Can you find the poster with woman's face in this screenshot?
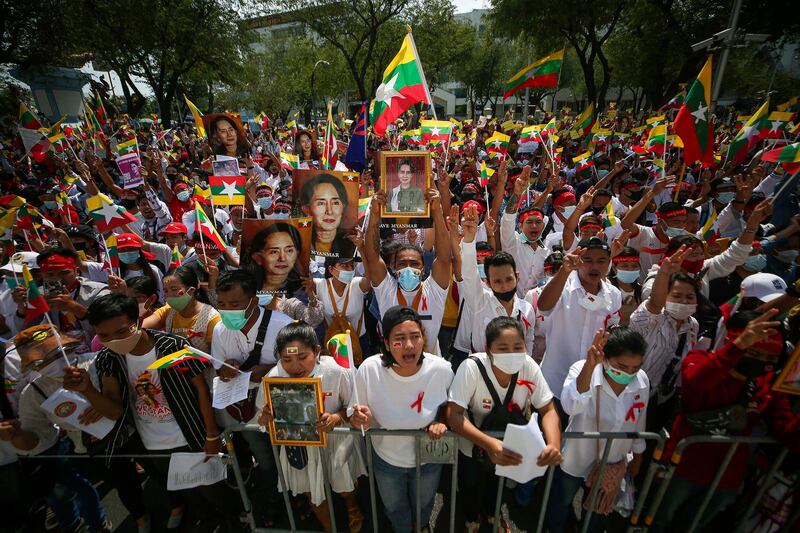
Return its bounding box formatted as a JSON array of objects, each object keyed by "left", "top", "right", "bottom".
[
  {"left": 203, "top": 113, "right": 248, "bottom": 158},
  {"left": 380, "top": 151, "right": 430, "bottom": 218},
  {"left": 241, "top": 218, "right": 312, "bottom": 296},
  {"left": 291, "top": 170, "right": 359, "bottom": 259}
]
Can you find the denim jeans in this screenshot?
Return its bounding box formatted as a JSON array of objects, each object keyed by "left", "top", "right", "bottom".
[
  {"left": 650, "top": 473, "right": 738, "bottom": 533},
  {"left": 545, "top": 466, "right": 600, "bottom": 533},
  {"left": 42, "top": 438, "right": 106, "bottom": 532},
  {"left": 372, "top": 450, "right": 443, "bottom": 532}
]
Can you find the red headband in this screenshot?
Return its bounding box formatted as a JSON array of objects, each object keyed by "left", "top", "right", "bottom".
[
  {"left": 580, "top": 223, "right": 603, "bottom": 233},
  {"left": 39, "top": 254, "right": 77, "bottom": 272},
  {"left": 657, "top": 208, "right": 687, "bottom": 219},
  {"left": 476, "top": 250, "right": 494, "bottom": 258},
  {"left": 620, "top": 182, "right": 641, "bottom": 191},
  {"left": 553, "top": 191, "right": 576, "bottom": 207},
  {"left": 519, "top": 210, "right": 544, "bottom": 223},
  {"left": 612, "top": 255, "right": 640, "bottom": 264}
]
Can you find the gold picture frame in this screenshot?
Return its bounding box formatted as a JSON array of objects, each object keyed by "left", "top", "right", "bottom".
[
  {"left": 262, "top": 377, "right": 326, "bottom": 447},
  {"left": 380, "top": 150, "right": 431, "bottom": 219},
  {"left": 773, "top": 343, "right": 800, "bottom": 396}
]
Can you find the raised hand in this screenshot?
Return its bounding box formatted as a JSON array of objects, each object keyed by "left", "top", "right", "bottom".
[
  {"left": 732, "top": 308, "right": 782, "bottom": 350},
  {"left": 460, "top": 205, "right": 479, "bottom": 243},
  {"left": 660, "top": 244, "right": 693, "bottom": 276},
  {"left": 610, "top": 229, "right": 632, "bottom": 258},
  {"left": 562, "top": 247, "right": 586, "bottom": 273},
  {"left": 652, "top": 174, "right": 677, "bottom": 196},
  {"left": 586, "top": 328, "right": 610, "bottom": 368},
  {"left": 747, "top": 198, "right": 773, "bottom": 226}
]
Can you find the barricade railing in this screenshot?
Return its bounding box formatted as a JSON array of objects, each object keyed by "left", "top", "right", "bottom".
[{"left": 21, "top": 427, "right": 792, "bottom": 533}]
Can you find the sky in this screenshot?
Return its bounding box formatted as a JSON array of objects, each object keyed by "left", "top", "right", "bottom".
[{"left": 453, "top": 0, "right": 489, "bottom": 12}]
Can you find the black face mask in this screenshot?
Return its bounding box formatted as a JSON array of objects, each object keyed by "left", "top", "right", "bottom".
[
  {"left": 628, "top": 189, "right": 644, "bottom": 202},
  {"left": 735, "top": 356, "right": 774, "bottom": 378},
  {"left": 591, "top": 206, "right": 604, "bottom": 216},
  {"left": 492, "top": 288, "right": 517, "bottom": 302}
]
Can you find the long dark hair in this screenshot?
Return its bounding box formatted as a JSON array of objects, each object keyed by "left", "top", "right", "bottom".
[
  {"left": 209, "top": 115, "right": 249, "bottom": 158},
  {"left": 248, "top": 223, "right": 303, "bottom": 294},
  {"left": 165, "top": 265, "right": 211, "bottom": 305},
  {"left": 294, "top": 130, "right": 320, "bottom": 161}
]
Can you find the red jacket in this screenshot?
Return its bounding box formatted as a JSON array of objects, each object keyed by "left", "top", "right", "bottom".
[{"left": 664, "top": 342, "right": 800, "bottom": 489}]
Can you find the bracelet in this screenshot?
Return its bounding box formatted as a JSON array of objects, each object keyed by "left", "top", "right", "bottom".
[
  {"left": 205, "top": 434, "right": 221, "bottom": 441},
  {"left": 742, "top": 228, "right": 757, "bottom": 234}
]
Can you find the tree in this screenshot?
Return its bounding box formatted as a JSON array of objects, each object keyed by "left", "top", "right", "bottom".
[
  {"left": 69, "top": 0, "right": 247, "bottom": 124},
  {"left": 491, "top": 0, "right": 629, "bottom": 107},
  {"left": 0, "top": 0, "right": 78, "bottom": 66}
]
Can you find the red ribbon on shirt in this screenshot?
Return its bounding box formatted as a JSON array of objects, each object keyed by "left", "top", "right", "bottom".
[
  {"left": 507, "top": 401, "right": 522, "bottom": 413},
  {"left": 626, "top": 401, "right": 645, "bottom": 422},
  {"left": 411, "top": 392, "right": 424, "bottom": 413},
  {"left": 517, "top": 379, "right": 535, "bottom": 394},
  {"left": 521, "top": 315, "right": 531, "bottom": 330},
  {"left": 421, "top": 296, "right": 428, "bottom": 311},
  {"left": 186, "top": 330, "right": 205, "bottom": 339}
]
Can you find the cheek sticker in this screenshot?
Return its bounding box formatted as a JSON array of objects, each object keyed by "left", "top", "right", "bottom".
[{"left": 392, "top": 342, "right": 402, "bottom": 348}]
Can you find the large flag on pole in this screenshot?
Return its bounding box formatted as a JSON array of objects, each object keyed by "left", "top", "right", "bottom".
[
  {"left": 19, "top": 102, "right": 43, "bottom": 130},
  {"left": 184, "top": 95, "right": 207, "bottom": 139},
  {"left": 322, "top": 102, "right": 338, "bottom": 170},
  {"left": 194, "top": 205, "right": 226, "bottom": 250},
  {"left": 370, "top": 30, "right": 433, "bottom": 137},
  {"left": 674, "top": 56, "right": 715, "bottom": 166},
  {"left": 726, "top": 99, "right": 770, "bottom": 164},
  {"left": 503, "top": 49, "right": 565, "bottom": 100},
  {"left": 344, "top": 102, "right": 368, "bottom": 172},
  {"left": 22, "top": 265, "right": 49, "bottom": 322}
]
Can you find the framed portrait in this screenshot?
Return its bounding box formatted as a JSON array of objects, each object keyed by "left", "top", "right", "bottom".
[
  {"left": 773, "top": 343, "right": 800, "bottom": 396},
  {"left": 211, "top": 155, "right": 241, "bottom": 177},
  {"left": 262, "top": 377, "right": 326, "bottom": 447},
  {"left": 240, "top": 218, "right": 312, "bottom": 298},
  {"left": 380, "top": 151, "right": 431, "bottom": 219},
  {"left": 202, "top": 113, "right": 249, "bottom": 158},
  {"left": 292, "top": 170, "right": 359, "bottom": 258}
]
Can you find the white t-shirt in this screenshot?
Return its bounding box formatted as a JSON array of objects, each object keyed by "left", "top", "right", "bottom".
[
  {"left": 210, "top": 307, "right": 294, "bottom": 388},
  {"left": 373, "top": 274, "right": 449, "bottom": 356},
  {"left": 448, "top": 352, "right": 553, "bottom": 456},
  {"left": 314, "top": 277, "right": 367, "bottom": 337},
  {"left": 627, "top": 224, "right": 669, "bottom": 276},
  {"left": 355, "top": 354, "right": 453, "bottom": 467},
  {"left": 125, "top": 349, "right": 188, "bottom": 450}
]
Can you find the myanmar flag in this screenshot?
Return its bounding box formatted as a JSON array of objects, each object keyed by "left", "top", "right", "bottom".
[
  {"left": 647, "top": 124, "right": 667, "bottom": 154},
  {"left": 184, "top": 95, "right": 207, "bottom": 139},
  {"left": 420, "top": 120, "right": 452, "bottom": 144},
  {"left": 147, "top": 347, "right": 209, "bottom": 370},
  {"left": 171, "top": 245, "right": 184, "bottom": 268},
  {"left": 485, "top": 132, "right": 510, "bottom": 155},
  {"left": 210, "top": 175, "right": 245, "bottom": 205},
  {"left": 504, "top": 49, "right": 564, "bottom": 100},
  {"left": 192, "top": 184, "right": 211, "bottom": 205},
  {"left": 370, "top": 33, "right": 431, "bottom": 137},
  {"left": 22, "top": 265, "right": 49, "bottom": 322},
  {"left": 401, "top": 129, "right": 422, "bottom": 146},
  {"left": 19, "top": 102, "right": 43, "bottom": 130},
  {"left": 763, "top": 111, "right": 793, "bottom": 139},
  {"left": 87, "top": 193, "right": 138, "bottom": 232},
  {"left": 573, "top": 151, "right": 594, "bottom": 174},
  {"left": 105, "top": 234, "right": 120, "bottom": 271},
  {"left": 279, "top": 151, "right": 300, "bottom": 170},
  {"left": 726, "top": 99, "right": 770, "bottom": 165},
  {"left": 328, "top": 332, "right": 355, "bottom": 369},
  {"left": 520, "top": 125, "right": 543, "bottom": 144},
  {"left": 479, "top": 161, "right": 495, "bottom": 187},
  {"left": 194, "top": 205, "right": 226, "bottom": 250},
  {"left": 572, "top": 103, "right": 596, "bottom": 139},
  {"left": 449, "top": 139, "right": 465, "bottom": 154},
  {"left": 701, "top": 207, "right": 718, "bottom": 241},
  {"left": 761, "top": 141, "right": 800, "bottom": 172},
  {"left": 358, "top": 197, "right": 370, "bottom": 219},
  {"left": 674, "top": 56, "right": 715, "bottom": 166},
  {"left": 115, "top": 138, "right": 138, "bottom": 157}
]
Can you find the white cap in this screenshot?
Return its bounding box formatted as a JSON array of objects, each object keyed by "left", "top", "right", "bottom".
[
  {"left": 1, "top": 252, "right": 40, "bottom": 273},
  {"left": 741, "top": 273, "right": 787, "bottom": 302}
]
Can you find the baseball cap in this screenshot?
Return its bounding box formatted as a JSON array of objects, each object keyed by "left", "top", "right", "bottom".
[
  {"left": 741, "top": 273, "right": 787, "bottom": 303},
  {"left": 116, "top": 233, "right": 143, "bottom": 249},
  {"left": 160, "top": 222, "right": 188, "bottom": 236}
]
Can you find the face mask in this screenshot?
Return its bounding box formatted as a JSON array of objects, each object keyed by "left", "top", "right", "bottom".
[
  {"left": 517, "top": 232, "right": 531, "bottom": 244},
  {"left": 491, "top": 352, "right": 527, "bottom": 374},
  {"left": 337, "top": 270, "right": 355, "bottom": 284},
  {"left": 219, "top": 305, "right": 252, "bottom": 331},
  {"left": 119, "top": 251, "right": 140, "bottom": 265},
  {"left": 735, "top": 356, "right": 774, "bottom": 378},
  {"left": 102, "top": 328, "right": 143, "bottom": 354},
  {"left": 591, "top": 206, "right": 605, "bottom": 216},
  {"left": 397, "top": 267, "right": 421, "bottom": 292},
  {"left": 775, "top": 250, "right": 799, "bottom": 264},
  {"left": 167, "top": 292, "right": 193, "bottom": 312},
  {"left": 597, "top": 169, "right": 609, "bottom": 178},
  {"left": 604, "top": 363, "right": 637, "bottom": 385},
  {"left": 716, "top": 192, "right": 736, "bottom": 204},
  {"left": 258, "top": 197, "right": 273, "bottom": 210},
  {"left": 477, "top": 264, "right": 486, "bottom": 279},
  {"left": 664, "top": 226, "right": 688, "bottom": 238},
  {"left": 43, "top": 200, "right": 58, "bottom": 210},
  {"left": 616, "top": 269, "right": 640, "bottom": 284},
  {"left": 743, "top": 254, "right": 767, "bottom": 273},
  {"left": 257, "top": 293, "right": 274, "bottom": 306},
  {"left": 176, "top": 190, "right": 191, "bottom": 202},
  {"left": 492, "top": 288, "right": 517, "bottom": 302},
  {"left": 628, "top": 189, "right": 644, "bottom": 202},
  {"left": 39, "top": 357, "right": 69, "bottom": 379},
  {"left": 665, "top": 301, "right": 697, "bottom": 320},
  {"left": 560, "top": 205, "right": 576, "bottom": 219},
  {"left": 682, "top": 259, "right": 704, "bottom": 274},
  {"left": 579, "top": 293, "right": 607, "bottom": 311}
]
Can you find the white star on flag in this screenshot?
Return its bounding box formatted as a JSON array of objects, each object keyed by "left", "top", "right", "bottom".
[
  {"left": 490, "top": 139, "right": 502, "bottom": 148},
  {"left": 691, "top": 104, "right": 708, "bottom": 123},
  {"left": 769, "top": 120, "right": 782, "bottom": 133},
  {"left": 430, "top": 127, "right": 441, "bottom": 136},
  {"left": 577, "top": 158, "right": 588, "bottom": 166},
  {"left": 95, "top": 202, "right": 123, "bottom": 224},
  {"left": 595, "top": 135, "right": 607, "bottom": 142},
  {"left": 376, "top": 73, "right": 404, "bottom": 106},
  {"left": 220, "top": 180, "right": 240, "bottom": 201},
  {"left": 741, "top": 125, "right": 758, "bottom": 140}
]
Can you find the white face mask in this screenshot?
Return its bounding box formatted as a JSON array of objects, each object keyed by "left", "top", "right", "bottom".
[
  {"left": 665, "top": 301, "right": 696, "bottom": 320},
  {"left": 491, "top": 352, "right": 527, "bottom": 374},
  {"left": 579, "top": 293, "right": 607, "bottom": 312}
]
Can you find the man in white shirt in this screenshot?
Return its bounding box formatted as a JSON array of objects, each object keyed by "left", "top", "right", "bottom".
[
  {"left": 362, "top": 187, "right": 451, "bottom": 355},
  {"left": 459, "top": 205, "right": 536, "bottom": 353},
  {"left": 537, "top": 237, "right": 622, "bottom": 409}
]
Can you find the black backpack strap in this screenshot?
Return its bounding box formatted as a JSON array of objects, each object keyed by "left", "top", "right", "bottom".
[
  {"left": 240, "top": 310, "right": 273, "bottom": 372},
  {"left": 469, "top": 355, "right": 520, "bottom": 409}
]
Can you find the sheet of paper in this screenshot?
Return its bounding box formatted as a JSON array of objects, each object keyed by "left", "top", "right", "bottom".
[
  {"left": 494, "top": 413, "right": 548, "bottom": 483},
  {"left": 167, "top": 452, "right": 226, "bottom": 490},
  {"left": 40, "top": 388, "right": 115, "bottom": 440},
  {"left": 212, "top": 371, "right": 251, "bottom": 409}
]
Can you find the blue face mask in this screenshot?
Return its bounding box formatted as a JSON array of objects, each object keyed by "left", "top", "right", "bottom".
[
  {"left": 560, "top": 205, "right": 576, "bottom": 219},
  {"left": 477, "top": 264, "right": 486, "bottom": 279},
  {"left": 716, "top": 192, "right": 736, "bottom": 204},
  {"left": 743, "top": 254, "right": 767, "bottom": 273},
  {"left": 119, "top": 251, "right": 140, "bottom": 265},
  {"left": 664, "top": 226, "right": 688, "bottom": 238},
  {"left": 605, "top": 363, "right": 637, "bottom": 385},
  {"left": 258, "top": 197, "right": 273, "bottom": 210},
  {"left": 219, "top": 306, "right": 251, "bottom": 330},
  {"left": 597, "top": 169, "right": 609, "bottom": 178},
  {"left": 43, "top": 201, "right": 58, "bottom": 210},
  {"left": 616, "top": 269, "right": 640, "bottom": 284},
  {"left": 176, "top": 190, "right": 191, "bottom": 203},
  {"left": 397, "top": 267, "right": 421, "bottom": 292},
  {"left": 257, "top": 293, "right": 274, "bottom": 306},
  {"left": 337, "top": 270, "right": 355, "bottom": 284}
]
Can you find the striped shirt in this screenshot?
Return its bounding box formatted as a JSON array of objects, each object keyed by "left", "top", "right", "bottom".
[{"left": 95, "top": 330, "right": 208, "bottom": 460}]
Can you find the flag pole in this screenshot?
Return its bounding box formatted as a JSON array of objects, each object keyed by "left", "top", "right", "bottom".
[
  {"left": 405, "top": 27, "right": 437, "bottom": 120},
  {"left": 344, "top": 329, "right": 366, "bottom": 436},
  {"left": 43, "top": 314, "right": 72, "bottom": 367}
]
